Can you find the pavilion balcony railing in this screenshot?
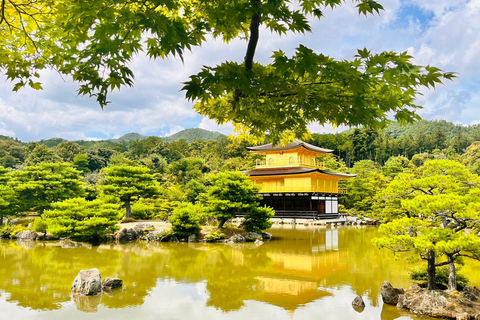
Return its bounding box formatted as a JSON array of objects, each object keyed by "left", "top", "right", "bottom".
[
  {"left": 255, "top": 159, "right": 325, "bottom": 169},
  {"left": 256, "top": 186, "right": 348, "bottom": 194}
]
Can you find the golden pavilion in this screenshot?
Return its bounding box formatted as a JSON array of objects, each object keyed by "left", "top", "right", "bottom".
[{"left": 242, "top": 140, "right": 355, "bottom": 219}]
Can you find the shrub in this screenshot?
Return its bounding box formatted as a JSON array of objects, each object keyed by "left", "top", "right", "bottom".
[
  {"left": 204, "top": 229, "right": 225, "bottom": 242},
  {"left": 169, "top": 203, "right": 202, "bottom": 238},
  {"left": 43, "top": 197, "right": 122, "bottom": 242},
  {"left": 0, "top": 225, "right": 12, "bottom": 238},
  {"left": 31, "top": 217, "right": 48, "bottom": 234},
  {"left": 241, "top": 206, "right": 274, "bottom": 233},
  {"left": 409, "top": 265, "right": 469, "bottom": 290},
  {"left": 131, "top": 201, "right": 156, "bottom": 220}
]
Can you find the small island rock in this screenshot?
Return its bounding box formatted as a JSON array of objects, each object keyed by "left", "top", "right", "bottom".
[
  {"left": 352, "top": 295, "right": 366, "bottom": 308},
  {"left": 72, "top": 268, "right": 102, "bottom": 296},
  {"left": 102, "top": 277, "right": 123, "bottom": 291},
  {"left": 381, "top": 281, "right": 405, "bottom": 305},
  {"left": 397, "top": 283, "right": 480, "bottom": 319}
]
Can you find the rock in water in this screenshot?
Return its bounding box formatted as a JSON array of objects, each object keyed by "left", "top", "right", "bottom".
[
  {"left": 102, "top": 277, "right": 123, "bottom": 291},
  {"left": 188, "top": 234, "right": 196, "bottom": 243},
  {"left": 15, "top": 231, "right": 37, "bottom": 241},
  {"left": 71, "top": 268, "right": 102, "bottom": 295},
  {"left": 262, "top": 232, "right": 272, "bottom": 241},
  {"left": 381, "top": 281, "right": 405, "bottom": 305},
  {"left": 254, "top": 239, "right": 264, "bottom": 246},
  {"left": 245, "top": 232, "right": 262, "bottom": 242},
  {"left": 352, "top": 295, "right": 366, "bottom": 308}
]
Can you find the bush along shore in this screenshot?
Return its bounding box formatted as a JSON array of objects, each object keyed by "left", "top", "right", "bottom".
[{"left": 0, "top": 220, "right": 272, "bottom": 245}]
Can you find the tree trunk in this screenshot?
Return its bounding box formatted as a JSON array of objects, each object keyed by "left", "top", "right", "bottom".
[
  {"left": 427, "top": 250, "right": 437, "bottom": 290},
  {"left": 217, "top": 219, "right": 227, "bottom": 229},
  {"left": 448, "top": 257, "right": 457, "bottom": 291},
  {"left": 0, "top": 214, "right": 3, "bottom": 226},
  {"left": 125, "top": 199, "right": 132, "bottom": 218}
]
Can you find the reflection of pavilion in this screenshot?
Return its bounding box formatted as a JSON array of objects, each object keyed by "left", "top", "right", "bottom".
[
  {"left": 246, "top": 229, "right": 348, "bottom": 312},
  {"left": 256, "top": 277, "right": 332, "bottom": 311}
]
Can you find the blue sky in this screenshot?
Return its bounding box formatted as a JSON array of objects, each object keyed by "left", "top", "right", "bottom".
[{"left": 0, "top": 0, "right": 479, "bottom": 141}]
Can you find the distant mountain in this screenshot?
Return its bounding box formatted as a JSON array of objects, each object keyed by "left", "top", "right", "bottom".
[
  {"left": 38, "top": 138, "right": 68, "bottom": 148},
  {"left": 163, "top": 128, "right": 225, "bottom": 142},
  {"left": 108, "top": 132, "right": 149, "bottom": 143}
]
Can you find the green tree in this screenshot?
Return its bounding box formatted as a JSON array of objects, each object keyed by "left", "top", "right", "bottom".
[
  {"left": 169, "top": 203, "right": 203, "bottom": 238},
  {"left": 0, "top": 166, "right": 15, "bottom": 224},
  {"left": 382, "top": 155, "right": 410, "bottom": 178},
  {"left": 25, "top": 145, "right": 61, "bottom": 166},
  {"left": 242, "top": 206, "right": 274, "bottom": 233},
  {"left": 72, "top": 153, "right": 90, "bottom": 174},
  {"left": 42, "top": 197, "right": 121, "bottom": 241},
  {"left": 3, "top": 1, "right": 453, "bottom": 142},
  {"left": 167, "top": 157, "right": 207, "bottom": 184},
  {"left": 203, "top": 171, "right": 271, "bottom": 229},
  {"left": 100, "top": 165, "right": 160, "bottom": 218},
  {"left": 9, "top": 163, "right": 85, "bottom": 213},
  {"left": 373, "top": 160, "right": 480, "bottom": 290},
  {"left": 54, "top": 141, "right": 83, "bottom": 162}
]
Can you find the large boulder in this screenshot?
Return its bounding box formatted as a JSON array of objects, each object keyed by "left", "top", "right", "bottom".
[
  {"left": 381, "top": 281, "right": 405, "bottom": 305},
  {"left": 133, "top": 223, "right": 155, "bottom": 236},
  {"left": 71, "top": 268, "right": 103, "bottom": 296},
  {"left": 102, "top": 277, "right": 123, "bottom": 291},
  {"left": 397, "top": 283, "right": 480, "bottom": 319},
  {"left": 115, "top": 228, "right": 137, "bottom": 242},
  {"left": 144, "top": 229, "right": 168, "bottom": 241},
  {"left": 228, "top": 234, "right": 245, "bottom": 243},
  {"left": 15, "top": 231, "right": 37, "bottom": 241}
]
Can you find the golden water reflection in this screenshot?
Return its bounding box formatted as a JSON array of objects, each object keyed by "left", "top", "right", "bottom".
[{"left": 1, "top": 226, "right": 478, "bottom": 320}]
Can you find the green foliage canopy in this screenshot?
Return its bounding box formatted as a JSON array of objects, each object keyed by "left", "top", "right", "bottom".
[
  {"left": 42, "top": 197, "right": 121, "bottom": 241},
  {"left": 373, "top": 160, "right": 480, "bottom": 290},
  {"left": 9, "top": 162, "right": 85, "bottom": 213},
  {"left": 100, "top": 165, "right": 160, "bottom": 218},
  {"left": 2, "top": 0, "right": 454, "bottom": 142}
]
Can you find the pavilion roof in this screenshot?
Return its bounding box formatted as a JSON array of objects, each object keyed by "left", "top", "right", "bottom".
[
  {"left": 242, "top": 167, "right": 356, "bottom": 179},
  {"left": 246, "top": 139, "right": 333, "bottom": 154}
]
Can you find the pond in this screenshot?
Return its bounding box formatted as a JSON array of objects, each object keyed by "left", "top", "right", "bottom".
[{"left": 1, "top": 226, "right": 479, "bottom": 320}]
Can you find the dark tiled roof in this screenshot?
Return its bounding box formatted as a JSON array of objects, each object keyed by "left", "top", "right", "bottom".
[
  {"left": 246, "top": 139, "right": 333, "bottom": 153},
  {"left": 242, "top": 167, "right": 356, "bottom": 179}
]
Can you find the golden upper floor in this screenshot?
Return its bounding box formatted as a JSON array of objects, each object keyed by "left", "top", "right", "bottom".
[{"left": 247, "top": 139, "right": 333, "bottom": 170}]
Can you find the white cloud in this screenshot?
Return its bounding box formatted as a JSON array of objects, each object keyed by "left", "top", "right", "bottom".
[
  {"left": 165, "top": 125, "right": 184, "bottom": 137},
  {"left": 307, "top": 123, "right": 349, "bottom": 134},
  {"left": 198, "top": 117, "right": 234, "bottom": 136}
]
